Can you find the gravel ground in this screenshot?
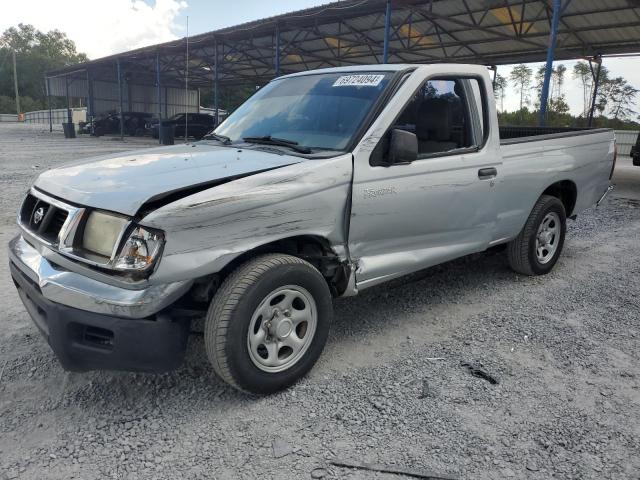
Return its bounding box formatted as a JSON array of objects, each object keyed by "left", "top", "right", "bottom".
[{"left": 0, "top": 123, "right": 638, "bottom": 480}]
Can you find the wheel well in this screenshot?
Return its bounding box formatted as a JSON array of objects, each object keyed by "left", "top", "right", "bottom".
[
  {"left": 542, "top": 180, "right": 577, "bottom": 217},
  {"left": 186, "top": 236, "right": 350, "bottom": 307}
]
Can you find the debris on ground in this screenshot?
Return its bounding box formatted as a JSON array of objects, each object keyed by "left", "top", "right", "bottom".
[
  {"left": 460, "top": 362, "right": 499, "bottom": 384},
  {"left": 272, "top": 436, "right": 294, "bottom": 459},
  {"left": 310, "top": 467, "right": 328, "bottom": 478},
  {"left": 331, "top": 459, "right": 458, "bottom": 480},
  {"left": 0, "top": 359, "right": 7, "bottom": 385},
  {"left": 418, "top": 379, "right": 431, "bottom": 399}
]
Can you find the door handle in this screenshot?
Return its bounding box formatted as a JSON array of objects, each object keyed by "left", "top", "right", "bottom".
[{"left": 478, "top": 167, "right": 497, "bottom": 179}]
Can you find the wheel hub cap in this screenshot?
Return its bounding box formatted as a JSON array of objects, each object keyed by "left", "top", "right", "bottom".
[
  {"left": 275, "top": 317, "right": 293, "bottom": 339},
  {"left": 247, "top": 286, "right": 317, "bottom": 373},
  {"left": 535, "top": 212, "right": 561, "bottom": 264}
]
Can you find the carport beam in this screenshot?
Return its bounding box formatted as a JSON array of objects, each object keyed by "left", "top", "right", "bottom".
[
  {"left": 156, "top": 52, "right": 162, "bottom": 145},
  {"left": 87, "top": 69, "right": 95, "bottom": 135},
  {"left": 383, "top": 0, "right": 392, "bottom": 63},
  {"left": 490, "top": 66, "right": 497, "bottom": 88},
  {"left": 65, "top": 76, "right": 72, "bottom": 125},
  {"left": 275, "top": 23, "right": 281, "bottom": 77},
  {"left": 117, "top": 58, "right": 124, "bottom": 139},
  {"left": 538, "top": 0, "right": 562, "bottom": 126},
  {"left": 45, "top": 76, "right": 52, "bottom": 133},
  {"left": 588, "top": 58, "right": 602, "bottom": 127}
]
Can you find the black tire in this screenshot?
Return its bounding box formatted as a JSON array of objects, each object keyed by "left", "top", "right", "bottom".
[
  {"left": 205, "top": 254, "right": 333, "bottom": 394},
  {"left": 507, "top": 194, "right": 566, "bottom": 276}
]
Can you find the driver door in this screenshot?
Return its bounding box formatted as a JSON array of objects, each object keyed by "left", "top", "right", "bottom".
[{"left": 348, "top": 71, "right": 501, "bottom": 288}]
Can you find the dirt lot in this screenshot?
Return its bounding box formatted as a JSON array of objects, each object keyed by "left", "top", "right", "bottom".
[{"left": 0, "top": 123, "right": 638, "bottom": 480}]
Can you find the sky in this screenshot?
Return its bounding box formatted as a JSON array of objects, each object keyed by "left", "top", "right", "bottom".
[{"left": 1, "top": 0, "right": 639, "bottom": 116}]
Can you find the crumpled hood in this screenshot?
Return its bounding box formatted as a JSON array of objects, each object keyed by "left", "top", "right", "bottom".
[{"left": 34, "top": 143, "right": 301, "bottom": 216}]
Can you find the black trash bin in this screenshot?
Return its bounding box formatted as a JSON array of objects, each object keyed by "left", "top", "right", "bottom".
[
  {"left": 62, "top": 123, "right": 76, "bottom": 139},
  {"left": 159, "top": 123, "right": 175, "bottom": 145}
]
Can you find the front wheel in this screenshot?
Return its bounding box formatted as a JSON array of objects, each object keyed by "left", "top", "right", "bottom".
[
  {"left": 205, "top": 254, "right": 332, "bottom": 394},
  {"left": 507, "top": 195, "right": 566, "bottom": 275}
]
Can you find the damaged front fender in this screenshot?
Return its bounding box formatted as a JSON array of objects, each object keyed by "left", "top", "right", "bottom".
[{"left": 141, "top": 154, "right": 354, "bottom": 285}]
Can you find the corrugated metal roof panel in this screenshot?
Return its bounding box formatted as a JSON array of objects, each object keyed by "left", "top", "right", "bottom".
[{"left": 47, "top": 0, "right": 640, "bottom": 89}]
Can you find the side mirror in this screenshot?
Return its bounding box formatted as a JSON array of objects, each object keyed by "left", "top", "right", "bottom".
[{"left": 389, "top": 128, "right": 418, "bottom": 164}]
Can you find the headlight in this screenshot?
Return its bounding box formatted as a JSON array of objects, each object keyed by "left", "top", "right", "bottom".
[
  {"left": 83, "top": 211, "right": 129, "bottom": 258},
  {"left": 114, "top": 226, "right": 164, "bottom": 271}
]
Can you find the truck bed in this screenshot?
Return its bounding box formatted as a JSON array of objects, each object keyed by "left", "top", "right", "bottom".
[
  {"left": 496, "top": 127, "right": 615, "bottom": 240},
  {"left": 499, "top": 125, "right": 610, "bottom": 144}
]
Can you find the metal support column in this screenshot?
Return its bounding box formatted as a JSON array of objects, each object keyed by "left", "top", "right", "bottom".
[
  {"left": 538, "top": 0, "right": 562, "bottom": 126},
  {"left": 490, "top": 66, "right": 498, "bottom": 88},
  {"left": 588, "top": 57, "right": 602, "bottom": 127},
  {"left": 87, "top": 69, "right": 95, "bottom": 135},
  {"left": 116, "top": 58, "right": 124, "bottom": 139},
  {"left": 382, "top": 0, "right": 392, "bottom": 64},
  {"left": 45, "top": 76, "right": 52, "bottom": 132},
  {"left": 156, "top": 52, "right": 162, "bottom": 144},
  {"left": 214, "top": 38, "right": 219, "bottom": 127},
  {"left": 274, "top": 23, "right": 281, "bottom": 77},
  {"left": 12, "top": 50, "right": 21, "bottom": 115},
  {"left": 65, "top": 75, "right": 72, "bottom": 124}
]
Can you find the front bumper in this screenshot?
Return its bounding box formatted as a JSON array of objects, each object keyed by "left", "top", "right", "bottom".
[
  {"left": 9, "top": 235, "right": 192, "bottom": 372},
  {"left": 9, "top": 235, "right": 191, "bottom": 318}
]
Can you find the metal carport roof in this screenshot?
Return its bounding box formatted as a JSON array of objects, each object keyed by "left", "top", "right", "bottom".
[{"left": 48, "top": 0, "right": 640, "bottom": 89}]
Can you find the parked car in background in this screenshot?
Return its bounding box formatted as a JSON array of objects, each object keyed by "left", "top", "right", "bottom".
[
  {"left": 631, "top": 131, "right": 640, "bottom": 166},
  {"left": 80, "top": 112, "right": 153, "bottom": 137},
  {"left": 9, "top": 64, "right": 616, "bottom": 394},
  {"left": 148, "top": 113, "right": 216, "bottom": 140}
]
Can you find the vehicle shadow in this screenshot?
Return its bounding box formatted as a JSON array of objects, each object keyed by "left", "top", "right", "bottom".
[
  {"left": 43, "top": 250, "right": 507, "bottom": 408},
  {"left": 182, "top": 248, "right": 512, "bottom": 386}
]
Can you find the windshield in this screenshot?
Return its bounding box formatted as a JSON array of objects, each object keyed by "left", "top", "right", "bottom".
[{"left": 214, "top": 72, "right": 394, "bottom": 151}]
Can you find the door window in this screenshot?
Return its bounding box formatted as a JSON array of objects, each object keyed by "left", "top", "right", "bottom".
[{"left": 370, "top": 77, "right": 486, "bottom": 165}]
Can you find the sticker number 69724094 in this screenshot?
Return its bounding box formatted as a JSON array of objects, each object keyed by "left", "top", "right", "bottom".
[{"left": 332, "top": 74, "right": 385, "bottom": 87}]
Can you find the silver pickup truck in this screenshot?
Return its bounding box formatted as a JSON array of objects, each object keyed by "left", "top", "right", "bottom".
[{"left": 9, "top": 64, "right": 616, "bottom": 393}]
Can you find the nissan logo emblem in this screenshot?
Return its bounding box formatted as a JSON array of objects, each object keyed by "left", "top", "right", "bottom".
[{"left": 33, "top": 207, "right": 45, "bottom": 225}]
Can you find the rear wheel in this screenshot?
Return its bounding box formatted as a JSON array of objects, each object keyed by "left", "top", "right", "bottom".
[
  {"left": 507, "top": 195, "right": 566, "bottom": 275},
  {"left": 205, "top": 254, "right": 332, "bottom": 394}
]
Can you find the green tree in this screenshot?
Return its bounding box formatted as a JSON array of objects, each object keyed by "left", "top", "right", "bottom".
[
  {"left": 533, "top": 65, "right": 546, "bottom": 109},
  {"left": 0, "top": 23, "right": 88, "bottom": 112},
  {"left": 572, "top": 61, "right": 592, "bottom": 117},
  {"left": 599, "top": 76, "right": 638, "bottom": 120},
  {"left": 572, "top": 61, "right": 611, "bottom": 119},
  {"left": 553, "top": 64, "right": 566, "bottom": 99},
  {"left": 533, "top": 63, "right": 566, "bottom": 110},
  {"left": 510, "top": 64, "right": 532, "bottom": 111},
  {"left": 493, "top": 74, "right": 508, "bottom": 112}
]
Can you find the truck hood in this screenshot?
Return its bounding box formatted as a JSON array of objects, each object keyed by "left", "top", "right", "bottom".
[{"left": 34, "top": 143, "right": 302, "bottom": 216}]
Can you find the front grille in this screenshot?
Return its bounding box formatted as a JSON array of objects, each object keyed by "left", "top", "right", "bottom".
[
  {"left": 42, "top": 209, "right": 68, "bottom": 241},
  {"left": 20, "top": 193, "right": 69, "bottom": 244},
  {"left": 20, "top": 194, "right": 39, "bottom": 223}
]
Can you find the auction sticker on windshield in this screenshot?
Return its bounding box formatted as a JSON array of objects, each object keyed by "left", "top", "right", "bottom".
[{"left": 333, "top": 74, "right": 385, "bottom": 87}]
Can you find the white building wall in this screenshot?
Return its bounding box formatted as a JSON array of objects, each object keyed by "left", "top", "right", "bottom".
[{"left": 48, "top": 76, "right": 198, "bottom": 117}]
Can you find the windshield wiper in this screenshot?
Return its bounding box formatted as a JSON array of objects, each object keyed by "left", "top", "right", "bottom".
[
  {"left": 202, "top": 132, "right": 232, "bottom": 145},
  {"left": 242, "top": 135, "right": 311, "bottom": 154}
]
